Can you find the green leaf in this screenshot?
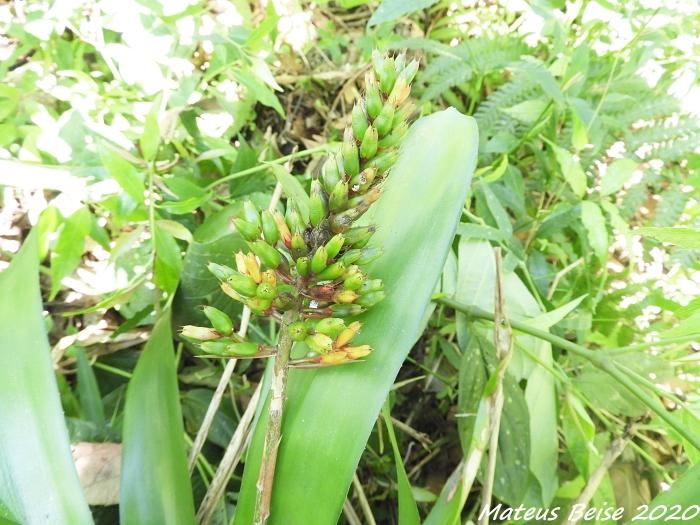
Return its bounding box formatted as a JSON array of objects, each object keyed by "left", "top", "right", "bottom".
[
  {"left": 624, "top": 463, "right": 700, "bottom": 524},
  {"left": 501, "top": 99, "right": 548, "bottom": 124},
  {"left": 267, "top": 163, "right": 310, "bottom": 224},
  {"left": 154, "top": 223, "right": 183, "bottom": 295},
  {"left": 156, "top": 219, "right": 193, "bottom": 243},
  {"left": 50, "top": 206, "right": 92, "bottom": 299},
  {"left": 636, "top": 227, "right": 700, "bottom": 248},
  {"left": 600, "top": 158, "right": 637, "bottom": 196},
  {"left": 75, "top": 347, "right": 106, "bottom": 426},
  {"left": 550, "top": 142, "right": 586, "bottom": 197},
  {"left": 580, "top": 201, "right": 609, "bottom": 263},
  {"left": 120, "top": 310, "right": 196, "bottom": 525},
  {"left": 367, "top": 0, "right": 439, "bottom": 26},
  {"left": 382, "top": 403, "right": 421, "bottom": 525},
  {"left": 234, "top": 108, "right": 478, "bottom": 524},
  {"left": 99, "top": 146, "right": 146, "bottom": 204},
  {"left": 233, "top": 68, "right": 285, "bottom": 117},
  {"left": 0, "top": 231, "right": 93, "bottom": 525}
]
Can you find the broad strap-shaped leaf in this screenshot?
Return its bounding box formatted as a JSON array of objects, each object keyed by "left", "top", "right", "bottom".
[
  {"left": 234, "top": 107, "right": 478, "bottom": 524},
  {"left": 0, "top": 231, "right": 93, "bottom": 525},
  {"left": 120, "top": 310, "right": 195, "bottom": 525}
]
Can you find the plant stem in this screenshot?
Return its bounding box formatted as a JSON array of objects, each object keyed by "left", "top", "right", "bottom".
[
  {"left": 254, "top": 309, "right": 297, "bottom": 524},
  {"left": 435, "top": 297, "right": 700, "bottom": 453},
  {"left": 479, "top": 249, "right": 511, "bottom": 525},
  {"left": 204, "top": 145, "right": 333, "bottom": 192}
]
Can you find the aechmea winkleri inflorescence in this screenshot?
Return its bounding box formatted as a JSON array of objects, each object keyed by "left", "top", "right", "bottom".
[{"left": 181, "top": 51, "right": 419, "bottom": 367}]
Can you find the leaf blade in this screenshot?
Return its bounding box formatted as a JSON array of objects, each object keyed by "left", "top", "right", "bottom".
[
  {"left": 119, "top": 311, "right": 196, "bottom": 525},
  {"left": 0, "top": 231, "right": 93, "bottom": 525}
]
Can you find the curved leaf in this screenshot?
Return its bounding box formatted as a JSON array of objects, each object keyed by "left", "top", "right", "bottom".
[
  {"left": 234, "top": 107, "right": 478, "bottom": 524},
  {"left": 0, "top": 231, "right": 93, "bottom": 525},
  {"left": 120, "top": 310, "right": 195, "bottom": 525}
]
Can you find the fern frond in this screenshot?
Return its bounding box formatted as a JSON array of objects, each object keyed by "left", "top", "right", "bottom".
[
  {"left": 627, "top": 114, "right": 700, "bottom": 161},
  {"left": 652, "top": 185, "right": 690, "bottom": 227},
  {"left": 474, "top": 74, "right": 540, "bottom": 140}
]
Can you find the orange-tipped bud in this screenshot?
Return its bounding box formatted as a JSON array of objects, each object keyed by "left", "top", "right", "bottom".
[
  {"left": 335, "top": 320, "right": 362, "bottom": 348},
  {"left": 345, "top": 345, "right": 372, "bottom": 359}
]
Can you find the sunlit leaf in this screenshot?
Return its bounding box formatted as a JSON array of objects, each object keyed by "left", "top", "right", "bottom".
[
  {"left": 120, "top": 310, "right": 196, "bottom": 525},
  {"left": 0, "top": 231, "right": 93, "bottom": 525}
]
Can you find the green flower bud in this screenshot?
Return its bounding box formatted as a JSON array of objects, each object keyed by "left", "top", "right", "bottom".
[
  {"left": 248, "top": 240, "right": 281, "bottom": 269},
  {"left": 314, "top": 317, "right": 346, "bottom": 338},
  {"left": 199, "top": 341, "right": 233, "bottom": 356},
  {"left": 371, "top": 51, "right": 385, "bottom": 77},
  {"left": 351, "top": 103, "right": 369, "bottom": 141},
  {"left": 378, "top": 120, "right": 408, "bottom": 149},
  {"left": 202, "top": 306, "right": 233, "bottom": 335},
  {"left": 399, "top": 59, "right": 419, "bottom": 85},
  {"left": 208, "top": 262, "right": 236, "bottom": 281},
  {"left": 395, "top": 53, "right": 406, "bottom": 72},
  {"left": 373, "top": 103, "right": 395, "bottom": 138},
  {"left": 225, "top": 271, "right": 259, "bottom": 297},
  {"left": 365, "top": 74, "right": 383, "bottom": 120},
  {"left": 224, "top": 341, "right": 261, "bottom": 357},
  {"left": 261, "top": 210, "right": 279, "bottom": 246},
  {"left": 288, "top": 321, "right": 308, "bottom": 341},
  {"left": 309, "top": 179, "right": 328, "bottom": 227},
  {"left": 343, "top": 225, "right": 376, "bottom": 248},
  {"left": 200, "top": 341, "right": 260, "bottom": 357},
  {"left": 232, "top": 217, "right": 261, "bottom": 241},
  {"left": 347, "top": 186, "right": 381, "bottom": 210},
  {"left": 316, "top": 261, "right": 346, "bottom": 281},
  {"left": 341, "top": 132, "right": 360, "bottom": 177},
  {"left": 330, "top": 304, "right": 365, "bottom": 317},
  {"left": 330, "top": 202, "right": 371, "bottom": 233},
  {"left": 246, "top": 296, "right": 272, "bottom": 313},
  {"left": 366, "top": 148, "right": 399, "bottom": 173},
  {"left": 360, "top": 125, "right": 378, "bottom": 159},
  {"left": 358, "top": 278, "right": 384, "bottom": 294},
  {"left": 305, "top": 332, "right": 334, "bottom": 354},
  {"left": 324, "top": 233, "right": 345, "bottom": 259},
  {"left": 285, "top": 202, "right": 304, "bottom": 234},
  {"left": 380, "top": 56, "right": 397, "bottom": 93},
  {"left": 321, "top": 156, "right": 342, "bottom": 193},
  {"left": 296, "top": 256, "right": 310, "bottom": 277},
  {"left": 356, "top": 290, "right": 385, "bottom": 308},
  {"left": 220, "top": 282, "right": 244, "bottom": 302},
  {"left": 290, "top": 232, "right": 308, "bottom": 253},
  {"left": 329, "top": 179, "right": 349, "bottom": 212},
  {"left": 311, "top": 246, "right": 328, "bottom": 274},
  {"left": 340, "top": 249, "right": 362, "bottom": 265},
  {"left": 256, "top": 282, "right": 277, "bottom": 300},
  {"left": 242, "top": 201, "right": 261, "bottom": 228},
  {"left": 181, "top": 325, "right": 222, "bottom": 341},
  {"left": 343, "top": 270, "right": 365, "bottom": 290}
]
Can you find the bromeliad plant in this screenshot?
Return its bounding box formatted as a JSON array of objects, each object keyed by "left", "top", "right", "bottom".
[
  {"left": 182, "top": 51, "right": 419, "bottom": 522},
  {"left": 183, "top": 51, "right": 418, "bottom": 366}
]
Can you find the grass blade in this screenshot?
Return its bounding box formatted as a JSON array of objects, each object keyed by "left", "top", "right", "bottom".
[
  {"left": 234, "top": 108, "right": 478, "bottom": 524},
  {"left": 0, "top": 232, "right": 93, "bottom": 525}
]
